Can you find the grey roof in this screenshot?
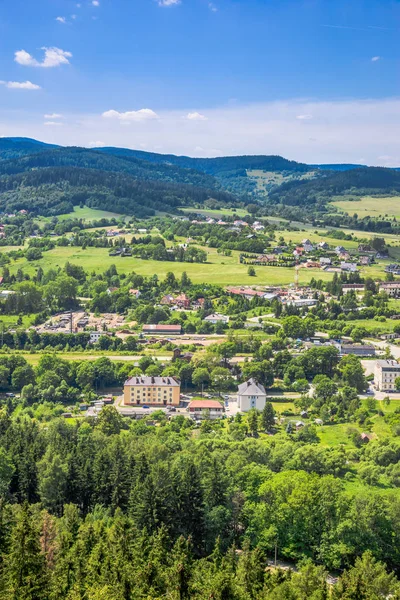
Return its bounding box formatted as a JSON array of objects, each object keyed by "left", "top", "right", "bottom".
[
  {"left": 125, "top": 376, "right": 180, "bottom": 387},
  {"left": 204, "top": 313, "right": 229, "bottom": 321},
  {"left": 376, "top": 360, "right": 400, "bottom": 368},
  {"left": 237, "top": 378, "right": 266, "bottom": 396}
]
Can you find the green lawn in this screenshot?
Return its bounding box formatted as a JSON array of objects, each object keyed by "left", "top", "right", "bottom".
[
  {"left": 332, "top": 196, "right": 400, "bottom": 219},
  {"left": 317, "top": 423, "right": 356, "bottom": 447},
  {"left": 0, "top": 315, "right": 35, "bottom": 329}
]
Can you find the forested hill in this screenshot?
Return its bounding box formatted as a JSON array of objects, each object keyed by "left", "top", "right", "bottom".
[
  {"left": 95, "top": 147, "right": 311, "bottom": 175},
  {"left": 2, "top": 138, "right": 400, "bottom": 217},
  {"left": 0, "top": 141, "right": 237, "bottom": 217},
  {"left": 0, "top": 146, "right": 220, "bottom": 189},
  {"left": 268, "top": 166, "right": 400, "bottom": 207}
]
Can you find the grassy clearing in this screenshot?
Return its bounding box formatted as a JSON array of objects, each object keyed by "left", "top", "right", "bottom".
[
  {"left": 57, "top": 207, "right": 124, "bottom": 221},
  {"left": 332, "top": 196, "right": 400, "bottom": 219},
  {"left": 318, "top": 423, "right": 355, "bottom": 447},
  {"left": 271, "top": 400, "right": 296, "bottom": 414}
]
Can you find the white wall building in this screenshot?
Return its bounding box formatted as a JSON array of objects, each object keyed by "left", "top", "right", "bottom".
[
  {"left": 374, "top": 360, "right": 400, "bottom": 391},
  {"left": 237, "top": 378, "right": 266, "bottom": 412},
  {"left": 89, "top": 331, "right": 103, "bottom": 344}
]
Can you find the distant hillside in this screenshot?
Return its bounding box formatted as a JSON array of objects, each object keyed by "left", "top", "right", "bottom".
[
  {"left": 95, "top": 147, "right": 311, "bottom": 175},
  {"left": 313, "top": 163, "right": 365, "bottom": 172},
  {"left": 0, "top": 146, "right": 220, "bottom": 189},
  {"left": 3, "top": 138, "right": 400, "bottom": 218},
  {"left": 0, "top": 141, "right": 236, "bottom": 217},
  {"left": 0, "top": 138, "right": 58, "bottom": 160},
  {"left": 268, "top": 167, "right": 400, "bottom": 208}
]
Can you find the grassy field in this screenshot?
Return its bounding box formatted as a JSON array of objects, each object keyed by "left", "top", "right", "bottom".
[
  {"left": 57, "top": 207, "right": 124, "bottom": 221},
  {"left": 273, "top": 228, "right": 360, "bottom": 249},
  {"left": 332, "top": 196, "right": 400, "bottom": 219},
  {"left": 8, "top": 245, "right": 343, "bottom": 286},
  {"left": 34, "top": 207, "right": 124, "bottom": 225},
  {"left": 17, "top": 352, "right": 169, "bottom": 366}
]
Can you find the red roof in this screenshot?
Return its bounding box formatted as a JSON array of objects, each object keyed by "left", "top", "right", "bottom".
[
  {"left": 143, "top": 324, "right": 182, "bottom": 332},
  {"left": 188, "top": 400, "right": 223, "bottom": 409}
]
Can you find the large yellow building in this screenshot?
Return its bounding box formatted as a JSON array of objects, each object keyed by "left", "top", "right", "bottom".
[{"left": 123, "top": 376, "right": 180, "bottom": 406}]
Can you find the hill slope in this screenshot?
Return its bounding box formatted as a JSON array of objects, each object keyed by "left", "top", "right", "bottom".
[
  {"left": 0, "top": 141, "right": 236, "bottom": 217},
  {"left": 268, "top": 167, "right": 400, "bottom": 207}
]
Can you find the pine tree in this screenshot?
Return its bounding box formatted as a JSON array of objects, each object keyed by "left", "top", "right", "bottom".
[
  {"left": 1, "top": 504, "right": 49, "bottom": 600},
  {"left": 261, "top": 401, "right": 275, "bottom": 432}
]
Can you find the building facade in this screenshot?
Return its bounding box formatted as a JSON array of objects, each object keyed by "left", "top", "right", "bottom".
[
  {"left": 237, "top": 378, "right": 266, "bottom": 412},
  {"left": 374, "top": 360, "right": 400, "bottom": 392},
  {"left": 379, "top": 283, "right": 400, "bottom": 298},
  {"left": 188, "top": 400, "right": 224, "bottom": 419},
  {"left": 142, "top": 324, "right": 182, "bottom": 335},
  {"left": 123, "top": 376, "right": 180, "bottom": 406}
]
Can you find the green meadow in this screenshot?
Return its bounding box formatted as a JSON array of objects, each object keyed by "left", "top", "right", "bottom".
[
  {"left": 332, "top": 195, "right": 400, "bottom": 219},
  {"left": 8, "top": 245, "right": 339, "bottom": 286}
]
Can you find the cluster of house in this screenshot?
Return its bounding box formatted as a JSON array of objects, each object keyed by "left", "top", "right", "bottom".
[
  {"left": 239, "top": 238, "right": 381, "bottom": 274},
  {"left": 160, "top": 293, "right": 205, "bottom": 310},
  {"left": 227, "top": 286, "right": 319, "bottom": 308}
]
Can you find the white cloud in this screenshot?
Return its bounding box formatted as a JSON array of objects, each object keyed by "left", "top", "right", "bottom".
[
  {"left": 296, "top": 114, "right": 313, "bottom": 120},
  {"left": 56, "top": 16, "right": 67, "bottom": 24},
  {"left": 158, "top": 0, "right": 180, "bottom": 6},
  {"left": 6, "top": 98, "right": 400, "bottom": 166},
  {"left": 92, "top": 0, "right": 100, "bottom": 5},
  {"left": 71, "top": 14, "right": 77, "bottom": 19},
  {"left": 209, "top": 2, "right": 217, "bottom": 11},
  {"left": 0, "top": 80, "right": 41, "bottom": 90},
  {"left": 76, "top": 3, "right": 81, "bottom": 6},
  {"left": 44, "top": 121, "right": 63, "bottom": 126},
  {"left": 14, "top": 47, "right": 72, "bottom": 68},
  {"left": 44, "top": 113, "right": 63, "bottom": 119},
  {"left": 371, "top": 56, "right": 381, "bottom": 62},
  {"left": 102, "top": 108, "right": 159, "bottom": 121},
  {"left": 87, "top": 140, "right": 105, "bottom": 147},
  {"left": 185, "top": 112, "right": 208, "bottom": 121}
]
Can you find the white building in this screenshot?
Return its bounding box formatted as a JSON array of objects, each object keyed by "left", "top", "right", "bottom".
[
  {"left": 89, "top": 331, "right": 103, "bottom": 344},
  {"left": 237, "top": 378, "right": 266, "bottom": 412},
  {"left": 204, "top": 313, "right": 229, "bottom": 324},
  {"left": 379, "top": 283, "right": 400, "bottom": 298},
  {"left": 375, "top": 360, "right": 400, "bottom": 392},
  {"left": 301, "top": 239, "right": 314, "bottom": 252}
]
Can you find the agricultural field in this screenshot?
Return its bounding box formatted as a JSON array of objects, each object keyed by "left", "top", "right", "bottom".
[
  {"left": 332, "top": 195, "right": 400, "bottom": 219},
  {"left": 35, "top": 206, "right": 124, "bottom": 224},
  {"left": 7, "top": 244, "right": 342, "bottom": 286}
]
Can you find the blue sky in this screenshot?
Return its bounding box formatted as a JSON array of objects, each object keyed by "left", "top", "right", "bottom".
[{"left": 0, "top": 0, "right": 399, "bottom": 164}]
